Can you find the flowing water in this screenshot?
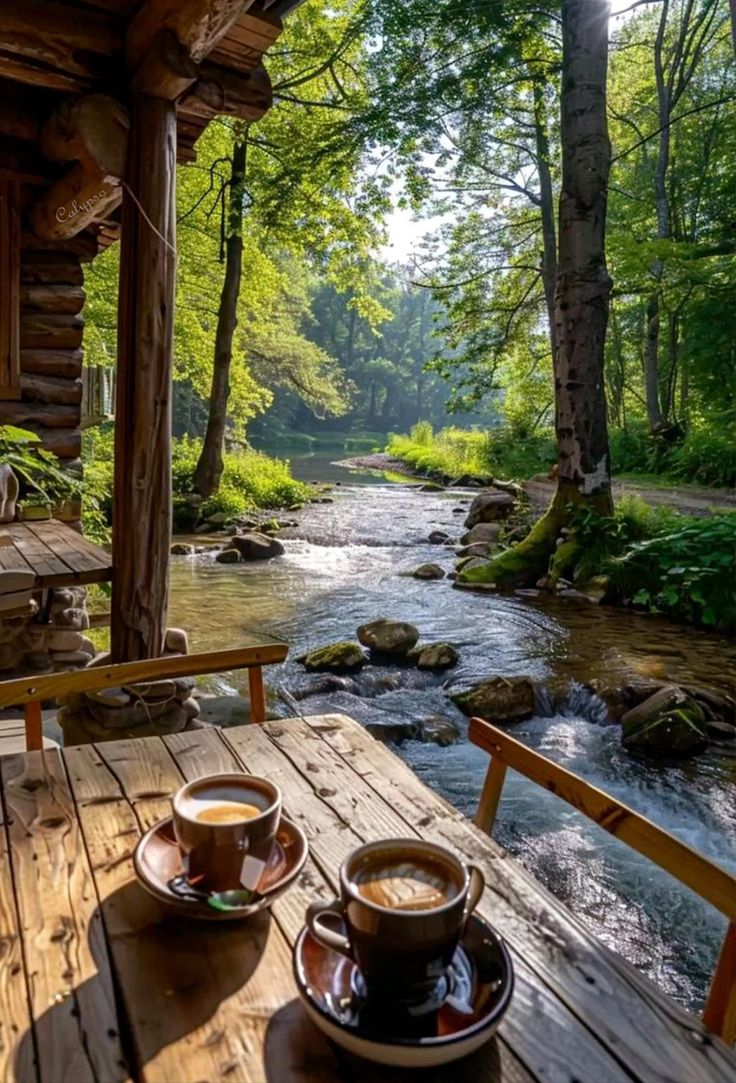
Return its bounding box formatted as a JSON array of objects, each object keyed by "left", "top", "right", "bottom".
[{"left": 169, "top": 451, "right": 736, "bottom": 1012}]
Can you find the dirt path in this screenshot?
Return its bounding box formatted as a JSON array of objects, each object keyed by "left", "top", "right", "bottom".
[
  {"left": 525, "top": 476, "right": 735, "bottom": 517},
  {"left": 338, "top": 454, "right": 735, "bottom": 517}
]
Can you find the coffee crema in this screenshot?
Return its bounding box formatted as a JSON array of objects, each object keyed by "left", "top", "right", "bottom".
[
  {"left": 351, "top": 852, "right": 460, "bottom": 912},
  {"left": 195, "top": 802, "right": 261, "bottom": 824}
]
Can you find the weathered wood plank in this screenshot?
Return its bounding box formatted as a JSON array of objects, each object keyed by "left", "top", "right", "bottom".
[
  {"left": 295, "top": 714, "right": 736, "bottom": 1083},
  {"left": 26, "top": 519, "right": 109, "bottom": 575},
  {"left": 70, "top": 736, "right": 342, "bottom": 1083},
  {"left": 1, "top": 748, "right": 129, "bottom": 1083},
  {"left": 225, "top": 721, "right": 627, "bottom": 1083},
  {"left": 20, "top": 350, "right": 84, "bottom": 379},
  {"left": 111, "top": 93, "right": 176, "bottom": 661},
  {"left": 0, "top": 523, "right": 71, "bottom": 580},
  {"left": 0, "top": 643, "right": 288, "bottom": 709},
  {"left": 0, "top": 758, "right": 35, "bottom": 1083}
]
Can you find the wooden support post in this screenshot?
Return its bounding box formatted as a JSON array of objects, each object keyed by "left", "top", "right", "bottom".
[
  {"left": 24, "top": 701, "right": 42, "bottom": 751},
  {"left": 475, "top": 757, "right": 507, "bottom": 835},
  {"left": 111, "top": 94, "right": 176, "bottom": 662},
  {"left": 703, "top": 921, "right": 736, "bottom": 1044},
  {"left": 248, "top": 665, "right": 266, "bottom": 725}
]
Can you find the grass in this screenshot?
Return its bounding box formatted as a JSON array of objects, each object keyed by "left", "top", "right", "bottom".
[
  {"left": 81, "top": 427, "right": 311, "bottom": 539},
  {"left": 386, "top": 423, "right": 555, "bottom": 482}
]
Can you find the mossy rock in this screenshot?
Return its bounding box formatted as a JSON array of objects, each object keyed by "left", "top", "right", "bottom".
[
  {"left": 451, "top": 676, "right": 537, "bottom": 724},
  {"left": 621, "top": 686, "right": 708, "bottom": 758},
  {"left": 297, "top": 641, "right": 366, "bottom": 673},
  {"left": 411, "top": 642, "right": 459, "bottom": 670}
]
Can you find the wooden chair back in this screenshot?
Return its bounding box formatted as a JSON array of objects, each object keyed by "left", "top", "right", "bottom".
[
  {"left": 0, "top": 641, "right": 288, "bottom": 752},
  {"left": 469, "top": 715, "right": 736, "bottom": 1045}
]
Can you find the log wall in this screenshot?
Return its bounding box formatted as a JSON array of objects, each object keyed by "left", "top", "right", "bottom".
[{"left": 18, "top": 230, "right": 86, "bottom": 467}]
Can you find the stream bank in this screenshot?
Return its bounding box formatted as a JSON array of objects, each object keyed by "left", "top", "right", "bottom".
[{"left": 169, "top": 450, "right": 735, "bottom": 1013}]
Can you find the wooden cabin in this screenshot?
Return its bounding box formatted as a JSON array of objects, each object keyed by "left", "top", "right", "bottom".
[{"left": 0, "top": 0, "right": 301, "bottom": 667}]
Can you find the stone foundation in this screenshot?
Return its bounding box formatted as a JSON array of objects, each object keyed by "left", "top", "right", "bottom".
[
  {"left": 57, "top": 626, "right": 203, "bottom": 745},
  {"left": 0, "top": 586, "right": 95, "bottom": 676}
]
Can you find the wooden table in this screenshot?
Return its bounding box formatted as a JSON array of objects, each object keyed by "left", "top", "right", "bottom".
[
  {"left": 0, "top": 520, "right": 112, "bottom": 587},
  {"left": 1, "top": 714, "right": 733, "bottom": 1083}
]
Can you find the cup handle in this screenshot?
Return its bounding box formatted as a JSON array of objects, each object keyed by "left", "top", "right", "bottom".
[
  {"left": 306, "top": 899, "right": 353, "bottom": 959},
  {"left": 465, "top": 863, "right": 485, "bottom": 917}
]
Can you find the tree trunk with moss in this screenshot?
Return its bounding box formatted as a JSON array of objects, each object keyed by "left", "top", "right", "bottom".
[{"left": 460, "top": 0, "right": 613, "bottom": 589}]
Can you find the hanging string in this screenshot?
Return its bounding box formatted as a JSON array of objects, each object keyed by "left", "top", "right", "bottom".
[{"left": 121, "top": 180, "right": 177, "bottom": 256}]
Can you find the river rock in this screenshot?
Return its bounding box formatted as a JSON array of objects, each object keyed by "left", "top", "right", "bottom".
[
  {"left": 706, "top": 720, "right": 736, "bottom": 743},
  {"left": 460, "top": 522, "right": 502, "bottom": 546},
  {"left": 165, "top": 627, "right": 189, "bottom": 654},
  {"left": 413, "top": 642, "right": 459, "bottom": 670},
  {"left": 419, "top": 481, "right": 444, "bottom": 491},
  {"left": 456, "top": 542, "right": 491, "bottom": 559},
  {"left": 621, "top": 686, "right": 708, "bottom": 758},
  {"left": 455, "top": 556, "right": 492, "bottom": 575},
  {"left": 230, "top": 532, "right": 285, "bottom": 560},
  {"left": 451, "top": 676, "right": 537, "bottom": 724},
  {"left": 577, "top": 575, "right": 612, "bottom": 604},
  {"left": 357, "top": 619, "right": 419, "bottom": 655},
  {"left": 428, "top": 530, "right": 451, "bottom": 544},
  {"left": 297, "top": 641, "right": 366, "bottom": 673},
  {"left": 419, "top": 715, "right": 461, "bottom": 746},
  {"left": 412, "top": 563, "right": 445, "bottom": 580},
  {"left": 463, "top": 491, "right": 514, "bottom": 528},
  {"left": 171, "top": 542, "right": 194, "bottom": 556},
  {"left": 216, "top": 547, "right": 241, "bottom": 564}
]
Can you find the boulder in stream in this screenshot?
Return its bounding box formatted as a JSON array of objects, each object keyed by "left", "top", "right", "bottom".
[
  {"left": 297, "top": 641, "right": 366, "bottom": 673},
  {"left": 171, "top": 542, "right": 194, "bottom": 556},
  {"left": 412, "top": 563, "right": 445, "bottom": 580},
  {"left": 357, "top": 618, "right": 419, "bottom": 655},
  {"left": 412, "top": 642, "right": 459, "bottom": 670},
  {"left": 451, "top": 676, "right": 537, "bottom": 724},
  {"left": 460, "top": 522, "right": 502, "bottom": 546},
  {"left": 230, "top": 532, "right": 285, "bottom": 560},
  {"left": 621, "top": 685, "right": 708, "bottom": 758},
  {"left": 428, "top": 530, "right": 451, "bottom": 544},
  {"left": 464, "top": 491, "right": 514, "bottom": 528},
  {"left": 215, "top": 547, "right": 241, "bottom": 564}
]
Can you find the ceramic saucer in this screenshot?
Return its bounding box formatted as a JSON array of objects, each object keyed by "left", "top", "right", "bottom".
[
  {"left": 133, "top": 814, "right": 308, "bottom": 921},
  {"left": 293, "top": 912, "right": 514, "bottom": 1068}
]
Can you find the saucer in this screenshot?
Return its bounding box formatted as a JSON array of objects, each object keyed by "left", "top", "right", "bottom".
[
  {"left": 133, "top": 814, "right": 308, "bottom": 921},
  {"left": 293, "top": 913, "right": 514, "bottom": 1068}
]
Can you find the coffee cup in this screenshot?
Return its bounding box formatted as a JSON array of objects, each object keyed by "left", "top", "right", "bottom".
[
  {"left": 172, "top": 773, "right": 281, "bottom": 893},
  {"left": 306, "top": 838, "right": 484, "bottom": 1004}
]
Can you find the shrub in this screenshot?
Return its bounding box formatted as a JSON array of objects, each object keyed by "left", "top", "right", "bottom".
[
  {"left": 387, "top": 424, "right": 554, "bottom": 482},
  {"left": 610, "top": 423, "right": 736, "bottom": 488},
  {"left": 81, "top": 429, "right": 310, "bottom": 538},
  {"left": 569, "top": 499, "right": 736, "bottom": 629}
]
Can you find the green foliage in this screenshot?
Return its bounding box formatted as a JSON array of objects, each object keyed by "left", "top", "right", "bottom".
[
  {"left": 81, "top": 429, "right": 310, "bottom": 537},
  {"left": 171, "top": 437, "right": 310, "bottom": 521},
  {"left": 620, "top": 517, "right": 736, "bottom": 629},
  {"left": 569, "top": 499, "right": 736, "bottom": 629},
  {"left": 610, "top": 423, "right": 736, "bottom": 488},
  {"left": 0, "top": 426, "right": 79, "bottom": 504},
  {"left": 387, "top": 424, "right": 554, "bottom": 481}
]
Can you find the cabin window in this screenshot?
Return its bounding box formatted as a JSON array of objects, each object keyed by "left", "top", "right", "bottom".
[{"left": 0, "top": 178, "right": 20, "bottom": 401}]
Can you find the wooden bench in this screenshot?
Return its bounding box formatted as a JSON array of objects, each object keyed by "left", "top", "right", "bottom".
[
  {"left": 0, "top": 520, "right": 112, "bottom": 587},
  {"left": 0, "top": 638, "right": 289, "bottom": 751},
  {"left": 469, "top": 715, "right": 736, "bottom": 1045}
]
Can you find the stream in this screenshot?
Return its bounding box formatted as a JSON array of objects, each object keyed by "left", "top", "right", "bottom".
[{"left": 169, "top": 450, "right": 736, "bottom": 1013}]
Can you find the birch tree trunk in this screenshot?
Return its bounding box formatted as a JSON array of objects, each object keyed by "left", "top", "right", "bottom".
[
  {"left": 551, "top": 0, "right": 613, "bottom": 515},
  {"left": 193, "top": 131, "right": 247, "bottom": 498},
  {"left": 458, "top": 0, "right": 613, "bottom": 588}
]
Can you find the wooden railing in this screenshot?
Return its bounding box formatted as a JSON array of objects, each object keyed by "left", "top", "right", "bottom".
[
  {"left": 469, "top": 716, "right": 736, "bottom": 1045},
  {"left": 0, "top": 641, "right": 289, "bottom": 751}
]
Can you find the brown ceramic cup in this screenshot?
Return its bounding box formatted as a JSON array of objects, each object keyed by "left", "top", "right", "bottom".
[
  {"left": 306, "top": 838, "right": 484, "bottom": 1004},
  {"left": 171, "top": 773, "right": 281, "bottom": 893}
]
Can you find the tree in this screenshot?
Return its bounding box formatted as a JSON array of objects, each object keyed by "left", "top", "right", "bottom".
[
  {"left": 193, "top": 128, "right": 248, "bottom": 497},
  {"left": 460, "top": 0, "right": 614, "bottom": 586}
]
